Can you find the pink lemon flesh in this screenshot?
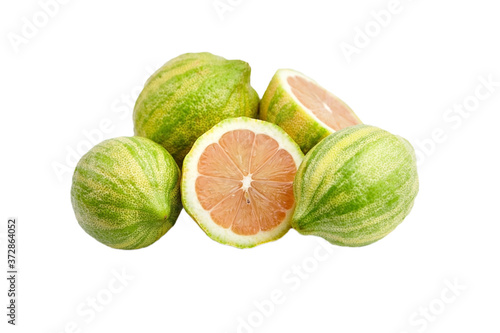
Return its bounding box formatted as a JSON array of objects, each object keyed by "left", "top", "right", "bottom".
[{"left": 287, "top": 74, "right": 361, "bottom": 130}]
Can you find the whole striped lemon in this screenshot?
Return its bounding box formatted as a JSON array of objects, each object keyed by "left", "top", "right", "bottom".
[
  {"left": 291, "top": 125, "right": 419, "bottom": 247},
  {"left": 133, "top": 52, "right": 259, "bottom": 165},
  {"left": 71, "top": 137, "right": 182, "bottom": 249}
]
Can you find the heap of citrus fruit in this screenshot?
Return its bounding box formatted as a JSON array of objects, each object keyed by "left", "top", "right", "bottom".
[{"left": 71, "top": 52, "right": 419, "bottom": 250}]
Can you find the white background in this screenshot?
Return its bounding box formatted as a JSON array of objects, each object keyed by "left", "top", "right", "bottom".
[{"left": 1, "top": 0, "right": 499, "bottom": 332}]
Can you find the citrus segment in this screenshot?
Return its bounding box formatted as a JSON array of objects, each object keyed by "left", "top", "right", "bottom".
[
  {"left": 252, "top": 149, "right": 297, "bottom": 182},
  {"left": 250, "top": 134, "right": 280, "bottom": 173},
  {"left": 218, "top": 129, "right": 254, "bottom": 174},
  {"left": 195, "top": 176, "right": 241, "bottom": 210},
  {"left": 197, "top": 143, "right": 243, "bottom": 179},
  {"left": 251, "top": 181, "right": 294, "bottom": 210}
]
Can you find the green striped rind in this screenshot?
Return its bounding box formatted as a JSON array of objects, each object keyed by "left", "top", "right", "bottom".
[
  {"left": 260, "top": 69, "right": 360, "bottom": 153},
  {"left": 71, "top": 137, "right": 182, "bottom": 250},
  {"left": 291, "top": 125, "right": 419, "bottom": 247},
  {"left": 133, "top": 52, "right": 259, "bottom": 165}
]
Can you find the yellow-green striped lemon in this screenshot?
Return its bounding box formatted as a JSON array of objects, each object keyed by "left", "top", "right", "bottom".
[
  {"left": 260, "top": 69, "right": 362, "bottom": 153},
  {"left": 71, "top": 137, "right": 182, "bottom": 249},
  {"left": 181, "top": 117, "right": 303, "bottom": 248},
  {"left": 292, "top": 125, "right": 419, "bottom": 247},
  {"left": 133, "top": 52, "right": 259, "bottom": 165}
]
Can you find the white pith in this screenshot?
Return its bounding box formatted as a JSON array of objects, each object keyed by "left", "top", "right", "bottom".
[
  {"left": 241, "top": 175, "right": 252, "bottom": 191},
  {"left": 323, "top": 101, "right": 334, "bottom": 114},
  {"left": 182, "top": 117, "right": 303, "bottom": 247}
]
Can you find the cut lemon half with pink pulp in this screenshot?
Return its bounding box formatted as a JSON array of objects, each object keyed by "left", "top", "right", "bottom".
[
  {"left": 260, "top": 69, "right": 362, "bottom": 153},
  {"left": 181, "top": 117, "right": 304, "bottom": 248}
]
